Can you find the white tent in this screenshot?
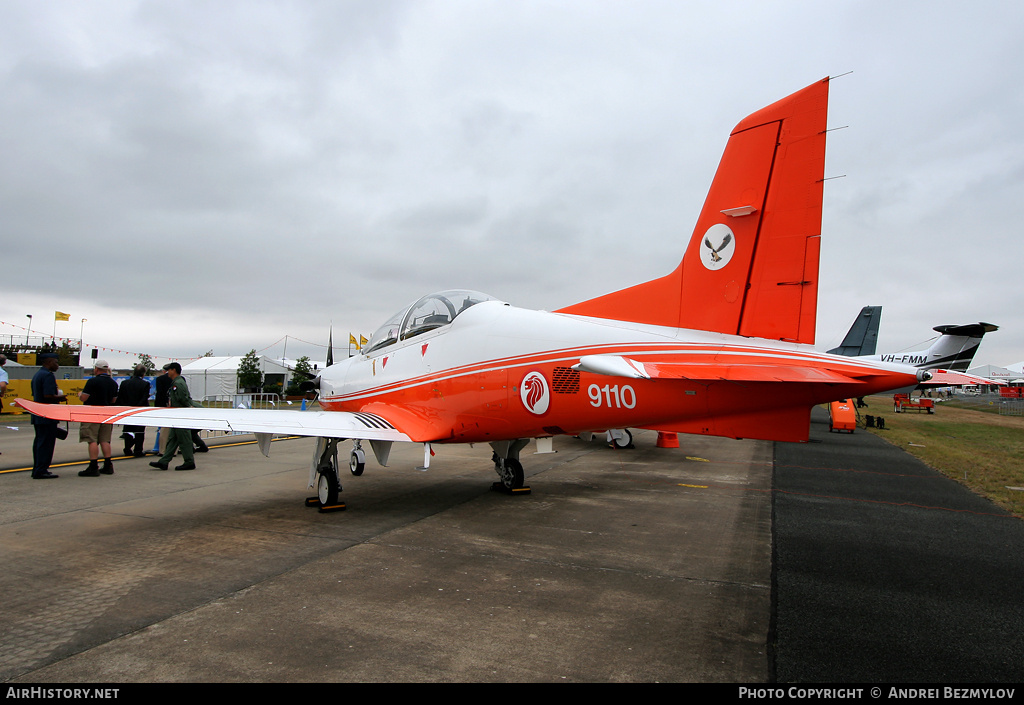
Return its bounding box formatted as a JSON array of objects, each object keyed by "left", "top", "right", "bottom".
[
  {"left": 966, "top": 364, "right": 1020, "bottom": 385},
  {"left": 181, "top": 355, "right": 291, "bottom": 399}
]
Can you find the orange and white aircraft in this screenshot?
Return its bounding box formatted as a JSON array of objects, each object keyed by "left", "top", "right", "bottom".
[{"left": 18, "top": 77, "right": 930, "bottom": 508}]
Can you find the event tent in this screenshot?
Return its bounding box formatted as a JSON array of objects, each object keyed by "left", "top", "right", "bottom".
[{"left": 181, "top": 355, "right": 291, "bottom": 399}]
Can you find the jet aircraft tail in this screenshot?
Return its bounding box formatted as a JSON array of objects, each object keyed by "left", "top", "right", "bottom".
[
  {"left": 876, "top": 322, "right": 998, "bottom": 372},
  {"left": 557, "top": 78, "right": 830, "bottom": 344},
  {"left": 828, "top": 306, "right": 882, "bottom": 357}
]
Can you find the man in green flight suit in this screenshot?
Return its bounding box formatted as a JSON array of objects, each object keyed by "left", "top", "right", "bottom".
[{"left": 149, "top": 362, "right": 197, "bottom": 471}]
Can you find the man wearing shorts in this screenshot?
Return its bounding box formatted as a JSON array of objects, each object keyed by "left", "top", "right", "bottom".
[{"left": 78, "top": 360, "right": 118, "bottom": 476}]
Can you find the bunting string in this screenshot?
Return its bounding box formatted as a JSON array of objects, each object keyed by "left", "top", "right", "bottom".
[{"left": 1, "top": 319, "right": 334, "bottom": 363}]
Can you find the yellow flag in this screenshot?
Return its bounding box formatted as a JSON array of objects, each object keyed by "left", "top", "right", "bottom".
[
  {"left": 360, "top": 335, "right": 368, "bottom": 347},
  {"left": 349, "top": 333, "right": 357, "bottom": 346},
  {"left": 55, "top": 311, "right": 70, "bottom": 321}
]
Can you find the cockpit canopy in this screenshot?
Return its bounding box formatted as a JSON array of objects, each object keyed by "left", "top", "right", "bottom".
[{"left": 364, "top": 290, "right": 499, "bottom": 355}]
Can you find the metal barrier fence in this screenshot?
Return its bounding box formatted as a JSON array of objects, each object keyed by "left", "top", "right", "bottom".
[
  {"left": 999, "top": 400, "right": 1024, "bottom": 417},
  {"left": 202, "top": 393, "right": 282, "bottom": 410},
  {"left": 947, "top": 394, "right": 1024, "bottom": 417}
]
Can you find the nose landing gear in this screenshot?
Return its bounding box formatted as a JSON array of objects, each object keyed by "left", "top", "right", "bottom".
[{"left": 350, "top": 441, "right": 366, "bottom": 476}]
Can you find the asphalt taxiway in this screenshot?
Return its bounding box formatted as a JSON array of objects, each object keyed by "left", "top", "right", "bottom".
[
  {"left": 2, "top": 407, "right": 1021, "bottom": 683},
  {"left": 0, "top": 422, "right": 771, "bottom": 682},
  {"left": 773, "top": 408, "right": 1024, "bottom": 682}
]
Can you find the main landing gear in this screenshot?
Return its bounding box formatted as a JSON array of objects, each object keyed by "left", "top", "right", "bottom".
[
  {"left": 306, "top": 438, "right": 346, "bottom": 512},
  {"left": 609, "top": 429, "right": 633, "bottom": 449},
  {"left": 306, "top": 437, "right": 538, "bottom": 510},
  {"left": 576, "top": 429, "right": 635, "bottom": 449},
  {"left": 490, "top": 439, "right": 531, "bottom": 495}
]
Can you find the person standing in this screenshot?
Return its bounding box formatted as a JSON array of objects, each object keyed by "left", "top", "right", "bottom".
[
  {"left": 152, "top": 368, "right": 172, "bottom": 455},
  {"left": 150, "top": 362, "right": 196, "bottom": 471},
  {"left": 0, "top": 353, "right": 8, "bottom": 396},
  {"left": 117, "top": 364, "right": 151, "bottom": 456},
  {"left": 30, "top": 353, "right": 67, "bottom": 479},
  {"left": 78, "top": 360, "right": 119, "bottom": 476},
  {"left": 0, "top": 354, "right": 7, "bottom": 454}
]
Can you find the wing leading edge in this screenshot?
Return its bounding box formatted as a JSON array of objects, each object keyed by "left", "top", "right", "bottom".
[
  {"left": 573, "top": 354, "right": 877, "bottom": 384},
  {"left": 922, "top": 369, "right": 1003, "bottom": 387}
]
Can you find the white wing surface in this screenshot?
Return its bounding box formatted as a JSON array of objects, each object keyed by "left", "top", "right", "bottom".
[{"left": 15, "top": 400, "right": 412, "bottom": 443}]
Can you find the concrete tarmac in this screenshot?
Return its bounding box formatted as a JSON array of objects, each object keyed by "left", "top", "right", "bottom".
[
  {"left": 4, "top": 407, "right": 1021, "bottom": 683},
  {"left": 0, "top": 422, "right": 772, "bottom": 683},
  {"left": 773, "top": 408, "right": 1024, "bottom": 682}
]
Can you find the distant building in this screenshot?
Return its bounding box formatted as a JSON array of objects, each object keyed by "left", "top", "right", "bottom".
[{"left": 967, "top": 364, "right": 1022, "bottom": 391}]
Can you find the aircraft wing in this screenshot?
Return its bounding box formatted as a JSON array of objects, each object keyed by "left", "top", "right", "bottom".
[
  {"left": 573, "top": 354, "right": 873, "bottom": 385},
  {"left": 14, "top": 399, "right": 412, "bottom": 443},
  {"left": 921, "top": 369, "right": 1004, "bottom": 387}
]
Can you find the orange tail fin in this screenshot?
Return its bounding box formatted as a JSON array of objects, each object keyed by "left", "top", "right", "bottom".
[{"left": 556, "top": 78, "right": 829, "bottom": 344}]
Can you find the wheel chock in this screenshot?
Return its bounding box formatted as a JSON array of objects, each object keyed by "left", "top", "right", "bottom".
[
  {"left": 490, "top": 483, "right": 531, "bottom": 495},
  {"left": 305, "top": 496, "right": 347, "bottom": 512}
]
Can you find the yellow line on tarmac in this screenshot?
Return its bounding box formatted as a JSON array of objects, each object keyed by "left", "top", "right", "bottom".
[{"left": 0, "top": 435, "right": 303, "bottom": 475}]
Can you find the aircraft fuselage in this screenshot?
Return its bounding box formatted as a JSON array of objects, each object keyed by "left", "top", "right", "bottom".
[{"left": 318, "top": 300, "right": 921, "bottom": 444}]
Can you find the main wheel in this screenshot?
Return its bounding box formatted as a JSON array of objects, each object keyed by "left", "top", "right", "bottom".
[
  {"left": 611, "top": 429, "right": 633, "bottom": 449},
  {"left": 317, "top": 466, "right": 339, "bottom": 507},
  {"left": 499, "top": 458, "right": 525, "bottom": 490},
  {"left": 349, "top": 449, "right": 365, "bottom": 476}
]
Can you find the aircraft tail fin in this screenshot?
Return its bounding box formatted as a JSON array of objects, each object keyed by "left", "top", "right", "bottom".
[
  {"left": 557, "top": 78, "right": 830, "bottom": 344},
  {"left": 918, "top": 322, "right": 998, "bottom": 371},
  {"left": 828, "top": 306, "right": 882, "bottom": 357}
]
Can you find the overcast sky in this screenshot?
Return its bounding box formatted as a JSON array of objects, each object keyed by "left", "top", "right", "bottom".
[{"left": 2, "top": 0, "right": 1021, "bottom": 370}]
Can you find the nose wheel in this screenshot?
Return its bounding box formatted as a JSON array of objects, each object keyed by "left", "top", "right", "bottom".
[{"left": 350, "top": 443, "right": 366, "bottom": 476}]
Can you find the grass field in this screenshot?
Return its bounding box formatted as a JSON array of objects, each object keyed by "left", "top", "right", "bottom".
[{"left": 854, "top": 395, "right": 1024, "bottom": 517}]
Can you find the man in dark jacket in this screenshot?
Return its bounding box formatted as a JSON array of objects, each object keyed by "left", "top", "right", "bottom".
[
  {"left": 118, "top": 364, "right": 151, "bottom": 457},
  {"left": 30, "top": 353, "right": 67, "bottom": 479}
]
